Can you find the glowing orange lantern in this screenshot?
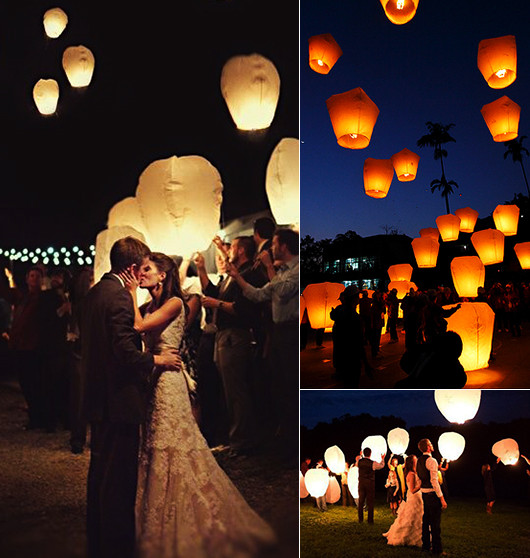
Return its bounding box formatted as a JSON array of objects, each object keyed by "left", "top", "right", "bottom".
[
  {"left": 481, "top": 96, "right": 520, "bottom": 142},
  {"left": 411, "top": 237, "right": 439, "bottom": 268},
  {"left": 380, "top": 0, "right": 420, "bottom": 25},
  {"left": 33, "top": 79, "right": 59, "bottom": 115},
  {"left": 43, "top": 7, "right": 68, "bottom": 38},
  {"left": 420, "top": 227, "right": 440, "bottom": 240},
  {"left": 390, "top": 148, "right": 420, "bottom": 181},
  {"left": 325, "top": 477, "right": 342, "bottom": 504},
  {"left": 435, "top": 389, "right": 482, "bottom": 423},
  {"left": 471, "top": 229, "right": 505, "bottom": 265},
  {"left": 300, "top": 294, "right": 306, "bottom": 324},
  {"left": 454, "top": 207, "right": 479, "bottom": 233},
  {"left": 492, "top": 438, "right": 519, "bottom": 465},
  {"left": 477, "top": 35, "right": 517, "bottom": 89},
  {"left": 388, "top": 280, "right": 417, "bottom": 300},
  {"left": 514, "top": 242, "right": 530, "bottom": 269},
  {"left": 388, "top": 263, "right": 413, "bottom": 282},
  {"left": 438, "top": 432, "right": 465, "bottom": 461},
  {"left": 326, "top": 87, "right": 380, "bottom": 149},
  {"left": 450, "top": 256, "right": 485, "bottom": 298},
  {"left": 363, "top": 158, "right": 393, "bottom": 198},
  {"left": 62, "top": 45, "right": 95, "bottom": 87},
  {"left": 308, "top": 34, "right": 343, "bottom": 74},
  {"left": 302, "top": 282, "right": 345, "bottom": 330},
  {"left": 492, "top": 204, "right": 519, "bottom": 236},
  {"left": 436, "top": 214, "right": 461, "bottom": 242}
]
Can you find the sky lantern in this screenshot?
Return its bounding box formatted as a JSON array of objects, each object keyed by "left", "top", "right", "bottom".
[
  {"left": 450, "top": 256, "right": 485, "bottom": 298},
  {"left": 387, "top": 263, "right": 413, "bottom": 282},
  {"left": 324, "top": 445, "right": 346, "bottom": 475},
  {"left": 411, "top": 237, "right": 439, "bottom": 268},
  {"left": 434, "top": 389, "right": 481, "bottom": 424},
  {"left": 454, "top": 207, "right": 479, "bottom": 233},
  {"left": 361, "top": 435, "right": 387, "bottom": 459},
  {"left": 326, "top": 87, "right": 380, "bottom": 149},
  {"left": 492, "top": 438, "right": 520, "bottom": 465},
  {"left": 390, "top": 148, "right": 420, "bottom": 181},
  {"left": 471, "top": 229, "right": 505, "bottom": 265},
  {"left": 444, "top": 302, "right": 495, "bottom": 371},
  {"left": 325, "top": 477, "right": 342, "bottom": 504},
  {"left": 347, "top": 465, "right": 359, "bottom": 499},
  {"left": 419, "top": 227, "right": 439, "bottom": 241},
  {"left": 308, "top": 33, "right": 343, "bottom": 74},
  {"left": 388, "top": 280, "right": 417, "bottom": 300},
  {"left": 62, "top": 45, "right": 95, "bottom": 87},
  {"left": 300, "top": 472, "right": 309, "bottom": 499},
  {"left": 438, "top": 432, "right": 465, "bottom": 462},
  {"left": 43, "top": 7, "right": 68, "bottom": 38},
  {"left": 477, "top": 35, "right": 517, "bottom": 89},
  {"left": 302, "top": 282, "right": 345, "bottom": 330},
  {"left": 387, "top": 427, "right": 409, "bottom": 455},
  {"left": 300, "top": 294, "right": 306, "bottom": 323},
  {"left": 107, "top": 196, "right": 149, "bottom": 239},
  {"left": 33, "top": 79, "right": 59, "bottom": 115},
  {"left": 220, "top": 53, "right": 280, "bottom": 131},
  {"left": 265, "top": 137, "right": 299, "bottom": 227},
  {"left": 492, "top": 204, "right": 519, "bottom": 236},
  {"left": 436, "top": 214, "right": 461, "bottom": 242},
  {"left": 480, "top": 96, "right": 520, "bottom": 142},
  {"left": 380, "top": 0, "right": 420, "bottom": 25},
  {"left": 514, "top": 242, "right": 530, "bottom": 269},
  {"left": 363, "top": 158, "right": 393, "bottom": 198},
  {"left": 304, "top": 469, "right": 330, "bottom": 498}
]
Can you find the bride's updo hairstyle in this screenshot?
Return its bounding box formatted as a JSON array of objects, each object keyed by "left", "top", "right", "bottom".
[{"left": 149, "top": 252, "right": 188, "bottom": 314}]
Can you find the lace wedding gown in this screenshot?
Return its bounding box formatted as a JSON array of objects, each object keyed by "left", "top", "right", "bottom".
[
  {"left": 382, "top": 472, "right": 423, "bottom": 547},
  {"left": 136, "top": 302, "right": 277, "bottom": 558}
]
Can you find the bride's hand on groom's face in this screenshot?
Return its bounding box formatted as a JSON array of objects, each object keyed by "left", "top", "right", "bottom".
[{"left": 118, "top": 268, "right": 139, "bottom": 292}]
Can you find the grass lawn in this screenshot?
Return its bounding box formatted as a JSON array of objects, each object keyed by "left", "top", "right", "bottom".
[{"left": 300, "top": 497, "right": 530, "bottom": 558}]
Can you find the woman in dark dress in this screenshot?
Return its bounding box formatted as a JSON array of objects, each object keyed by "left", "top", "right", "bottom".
[{"left": 481, "top": 459, "right": 499, "bottom": 514}]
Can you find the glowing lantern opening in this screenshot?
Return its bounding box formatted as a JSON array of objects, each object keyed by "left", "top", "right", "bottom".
[
  {"left": 388, "top": 263, "right": 413, "bottom": 282},
  {"left": 450, "top": 256, "right": 485, "bottom": 298},
  {"left": 514, "top": 242, "right": 530, "bottom": 269},
  {"left": 420, "top": 227, "right": 440, "bottom": 241},
  {"left": 434, "top": 389, "right": 481, "bottom": 424},
  {"left": 220, "top": 53, "right": 280, "bottom": 131},
  {"left": 481, "top": 96, "right": 520, "bottom": 142},
  {"left": 326, "top": 87, "right": 380, "bottom": 149},
  {"left": 363, "top": 158, "right": 393, "bottom": 198},
  {"left": 325, "top": 477, "right": 342, "bottom": 504},
  {"left": 477, "top": 35, "right": 517, "bottom": 89},
  {"left": 492, "top": 204, "right": 519, "bottom": 236},
  {"left": 348, "top": 465, "right": 359, "bottom": 499},
  {"left": 361, "top": 435, "right": 387, "bottom": 459},
  {"left": 390, "top": 148, "right": 420, "bottom": 181},
  {"left": 304, "top": 469, "right": 330, "bottom": 498},
  {"left": 324, "top": 445, "right": 346, "bottom": 475},
  {"left": 43, "top": 7, "right": 68, "bottom": 38},
  {"left": 387, "top": 427, "right": 409, "bottom": 455},
  {"left": 436, "top": 214, "right": 461, "bottom": 242},
  {"left": 438, "top": 432, "right": 466, "bottom": 461},
  {"left": 62, "top": 45, "right": 95, "bottom": 87},
  {"left": 308, "top": 34, "right": 343, "bottom": 74},
  {"left": 302, "top": 282, "right": 345, "bottom": 330},
  {"left": 471, "top": 229, "right": 505, "bottom": 265},
  {"left": 492, "top": 438, "right": 519, "bottom": 465},
  {"left": 33, "top": 79, "right": 59, "bottom": 115},
  {"left": 380, "top": 0, "right": 419, "bottom": 25},
  {"left": 412, "top": 237, "right": 439, "bottom": 268},
  {"left": 454, "top": 207, "right": 479, "bottom": 233},
  {"left": 300, "top": 472, "right": 309, "bottom": 499}
]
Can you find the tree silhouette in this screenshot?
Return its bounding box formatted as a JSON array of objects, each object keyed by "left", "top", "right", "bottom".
[
  {"left": 504, "top": 135, "right": 530, "bottom": 196},
  {"left": 430, "top": 174, "right": 459, "bottom": 214}
]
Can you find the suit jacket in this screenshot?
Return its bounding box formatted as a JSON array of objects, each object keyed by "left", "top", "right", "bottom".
[{"left": 80, "top": 273, "right": 154, "bottom": 424}]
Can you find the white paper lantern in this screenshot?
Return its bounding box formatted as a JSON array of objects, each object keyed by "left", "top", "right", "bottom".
[
  {"left": 43, "top": 7, "right": 68, "bottom": 38},
  {"left": 107, "top": 197, "right": 149, "bottom": 238},
  {"left": 324, "top": 445, "right": 346, "bottom": 475},
  {"left": 387, "top": 427, "right": 409, "bottom": 455},
  {"left": 325, "top": 476, "right": 341, "bottom": 504},
  {"left": 438, "top": 432, "right": 466, "bottom": 461},
  {"left": 361, "top": 435, "right": 387, "bottom": 460},
  {"left": 33, "top": 79, "right": 59, "bottom": 115},
  {"left": 492, "top": 438, "right": 520, "bottom": 465},
  {"left": 299, "top": 472, "right": 309, "bottom": 499},
  {"left": 266, "top": 137, "right": 299, "bottom": 227},
  {"left": 347, "top": 465, "right": 359, "bottom": 499},
  {"left": 62, "top": 45, "right": 95, "bottom": 87},
  {"left": 220, "top": 53, "right": 280, "bottom": 130},
  {"left": 304, "top": 469, "right": 330, "bottom": 498},
  {"left": 434, "top": 390, "right": 481, "bottom": 424}
]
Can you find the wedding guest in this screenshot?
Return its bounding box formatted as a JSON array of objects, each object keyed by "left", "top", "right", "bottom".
[
  {"left": 341, "top": 462, "right": 354, "bottom": 507},
  {"left": 385, "top": 468, "right": 401, "bottom": 516},
  {"left": 482, "top": 459, "right": 500, "bottom": 514},
  {"left": 357, "top": 447, "right": 385, "bottom": 524}
]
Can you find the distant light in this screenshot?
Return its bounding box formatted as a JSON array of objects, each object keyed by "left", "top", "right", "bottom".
[
  {"left": 89, "top": 244, "right": 95, "bottom": 251},
  {"left": 60, "top": 247, "right": 67, "bottom": 253},
  {"left": 47, "top": 247, "right": 54, "bottom": 254},
  {"left": 72, "top": 246, "right": 79, "bottom": 253},
  {"left": 0, "top": 249, "right": 3, "bottom": 255},
  {"left": 22, "top": 248, "right": 28, "bottom": 254},
  {"left": 78, "top": 249, "right": 84, "bottom": 256},
  {"left": 64, "top": 258, "right": 71, "bottom": 265},
  {"left": 10, "top": 249, "right": 15, "bottom": 254},
  {"left": 77, "top": 257, "right": 84, "bottom": 265},
  {"left": 32, "top": 257, "right": 38, "bottom": 264},
  {"left": 36, "top": 248, "right": 41, "bottom": 254},
  {"left": 43, "top": 257, "right": 49, "bottom": 264},
  {"left": 85, "top": 256, "right": 93, "bottom": 264}
]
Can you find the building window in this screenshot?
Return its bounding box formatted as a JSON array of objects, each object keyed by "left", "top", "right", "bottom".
[
  {"left": 332, "top": 259, "right": 341, "bottom": 273},
  {"left": 344, "top": 257, "right": 359, "bottom": 272}
]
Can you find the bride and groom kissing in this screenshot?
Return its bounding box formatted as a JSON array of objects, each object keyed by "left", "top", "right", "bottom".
[{"left": 80, "top": 236, "right": 276, "bottom": 558}]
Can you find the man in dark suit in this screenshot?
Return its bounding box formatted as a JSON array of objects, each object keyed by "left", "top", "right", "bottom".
[{"left": 81, "top": 236, "right": 180, "bottom": 558}]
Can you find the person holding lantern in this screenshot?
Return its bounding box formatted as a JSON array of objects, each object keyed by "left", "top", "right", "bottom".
[{"left": 357, "top": 447, "right": 385, "bottom": 524}]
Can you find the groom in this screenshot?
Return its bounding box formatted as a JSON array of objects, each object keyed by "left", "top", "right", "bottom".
[
  {"left": 417, "top": 438, "right": 448, "bottom": 555},
  {"left": 81, "top": 236, "right": 181, "bottom": 558}
]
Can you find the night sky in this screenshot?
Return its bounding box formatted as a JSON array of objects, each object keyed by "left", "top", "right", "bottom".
[
  {"left": 301, "top": 0, "right": 530, "bottom": 242},
  {"left": 0, "top": 0, "right": 298, "bottom": 248}
]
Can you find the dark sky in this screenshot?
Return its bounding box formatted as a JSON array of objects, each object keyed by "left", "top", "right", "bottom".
[
  {"left": 300, "top": 390, "right": 530, "bottom": 429},
  {"left": 0, "top": 0, "right": 298, "bottom": 248},
  {"left": 301, "top": 0, "right": 530, "bottom": 242}
]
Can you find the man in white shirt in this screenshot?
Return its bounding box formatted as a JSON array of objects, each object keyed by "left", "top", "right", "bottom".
[{"left": 357, "top": 447, "right": 385, "bottom": 523}]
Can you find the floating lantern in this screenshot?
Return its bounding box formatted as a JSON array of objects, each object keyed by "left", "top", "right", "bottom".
[
  {"left": 471, "top": 229, "right": 504, "bottom": 265},
  {"left": 62, "top": 45, "right": 95, "bottom": 87},
  {"left": 326, "top": 87, "right": 380, "bottom": 149},
  {"left": 361, "top": 435, "right": 387, "bottom": 459},
  {"left": 33, "top": 79, "right": 59, "bottom": 115},
  {"left": 220, "top": 53, "right": 280, "bottom": 131},
  {"left": 450, "top": 256, "right": 485, "bottom": 298},
  {"left": 438, "top": 432, "right": 466, "bottom": 462},
  {"left": 514, "top": 242, "right": 530, "bottom": 269},
  {"left": 387, "top": 427, "right": 409, "bottom": 455},
  {"left": 302, "top": 282, "right": 345, "bottom": 330},
  {"left": 347, "top": 465, "right": 359, "bottom": 499},
  {"left": 444, "top": 302, "right": 495, "bottom": 371},
  {"left": 380, "top": 0, "right": 420, "bottom": 25},
  {"left": 363, "top": 158, "right": 393, "bottom": 198},
  {"left": 43, "top": 7, "right": 68, "bottom": 38},
  {"left": 436, "top": 214, "right": 461, "bottom": 242},
  {"left": 265, "top": 137, "right": 299, "bottom": 226},
  {"left": 300, "top": 472, "right": 309, "bottom": 499},
  {"left": 308, "top": 33, "right": 343, "bottom": 74},
  {"left": 420, "top": 227, "right": 440, "bottom": 241},
  {"left": 324, "top": 445, "right": 346, "bottom": 475},
  {"left": 300, "top": 294, "right": 306, "bottom": 323},
  {"left": 492, "top": 438, "right": 519, "bottom": 465},
  {"left": 411, "top": 237, "right": 439, "bottom": 268},
  {"left": 107, "top": 197, "right": 148, "bottom": 239},
  {"left": 388, "top": 280, "right": 417, "bottom": 300},
  {"left": 481, "top": 96, "right": 520, "bottom": 142},
  {"left": 304, "top": 469, "right": 330, "bottom": 498},
  {"left": 326, "top": 477, "right": 342, "bottom": 504},
  {"left": 388, "top": 263, "right": 413, "bottom": 282},
  {"left": 390, "top": 148, "right": 420, "bottom": 181},
  {"left": 477, "top": 35, "right": 517, "bottom": 89},
  {"left": 492, "top": 204, "right": 519, "bottom": 236},
  {"left": 434, "top": 389, "right": 481, "bottom": 424},
  {"left": 454, "top": 207, "right": 479, "bottom": 233}
]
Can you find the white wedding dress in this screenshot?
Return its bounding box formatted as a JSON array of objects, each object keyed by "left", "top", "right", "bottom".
[
  {"left": 136, "top": 301, "right": 277, "bottom": 558},
  {"left": 382, "top": 472, "right": 423, "bottom": 547}
]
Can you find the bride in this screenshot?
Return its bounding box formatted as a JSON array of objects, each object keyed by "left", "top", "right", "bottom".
[
  {"left": 382, "top": 454, "right": 423, "bottom": 547},
  {"left": 120, "top": 252, "right": 276, "bottom": 558}
]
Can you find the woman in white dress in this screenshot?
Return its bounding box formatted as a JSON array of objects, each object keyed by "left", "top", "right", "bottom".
[
  {"left": 120, "top": 252, "right": 276, "bottom": 558},
  {"left": 382, "top": 454, "right": 423, "bottom": 547}
]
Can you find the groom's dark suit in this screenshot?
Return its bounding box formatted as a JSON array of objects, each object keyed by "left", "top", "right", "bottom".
[{"left": 81, "top": 273, "right": 155, "bottom": 558}]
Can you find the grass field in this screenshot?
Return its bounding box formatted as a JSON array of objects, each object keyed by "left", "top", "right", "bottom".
[{"left": 300, "top": 498, "right": 530, "bottom": 558}]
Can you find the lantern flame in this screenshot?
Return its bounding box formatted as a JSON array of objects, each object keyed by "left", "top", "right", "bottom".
[
  {"left": 496, "top": 69, "right": 507, "bottom": 78},
  {"left": 397, "top": 0, "right": 404, "bottom": 8},
  {"left": 317, "top": 60, "right": 324, "bottom": 66}
]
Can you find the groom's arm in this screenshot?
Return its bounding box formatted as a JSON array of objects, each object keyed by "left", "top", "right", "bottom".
[{"left": 427, "top": 457, "right": 447, "bottom": 508}]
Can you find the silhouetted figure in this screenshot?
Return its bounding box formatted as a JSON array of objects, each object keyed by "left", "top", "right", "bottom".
[
  {"left": 369, "top": 291, "right": 386, "bottom": 358},
  {"left": 386, "top": 289, "right": 399, "bottom": 343}
]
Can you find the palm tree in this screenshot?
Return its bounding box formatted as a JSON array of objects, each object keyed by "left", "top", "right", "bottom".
[
  {"left": 430, "top": 173, "right": 459, "bottom": 214},
  {"left": 504, "top": 135, "right": 530, "bottom": 196},
  {"left": 417, "top": 121, "right": 456, "bottom": 177}
]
